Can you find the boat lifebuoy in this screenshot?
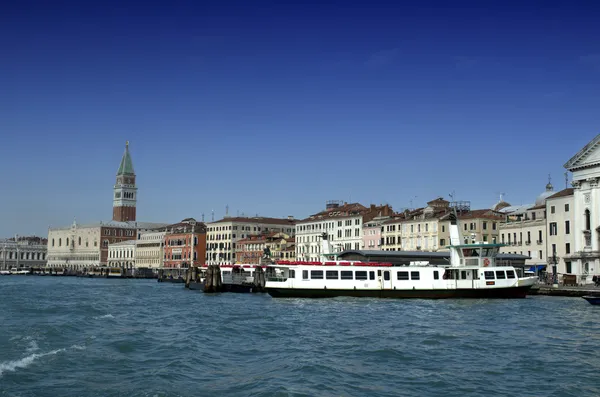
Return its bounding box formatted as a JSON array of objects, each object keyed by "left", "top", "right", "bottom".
[{"left": 483, "top": 258, "right": 490, "bottom": 267}]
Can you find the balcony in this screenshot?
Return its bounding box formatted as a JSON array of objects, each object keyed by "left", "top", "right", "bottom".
[
  {"left": 525, "top": 240, "right": 531, "bottom": 246},
  {"left": 536, "top": 240, "right": 543, "bottom": 245}
]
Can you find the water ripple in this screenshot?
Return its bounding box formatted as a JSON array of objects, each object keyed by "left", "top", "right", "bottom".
[{"left": 2, "top": 278, "right": 600, "bottom": 396}]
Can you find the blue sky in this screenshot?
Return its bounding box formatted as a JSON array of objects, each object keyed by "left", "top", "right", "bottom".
[{"left": 1, "top": 0, "right": 600, "bottom": 237}]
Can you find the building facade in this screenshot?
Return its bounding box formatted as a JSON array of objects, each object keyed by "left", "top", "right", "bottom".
[
  {"left": 107, "top": 240, "right": 136, "bottom": 270},
  {"left": 163, "top": 219, "right": 207, "bottom": 269},
  {"left": 362, "top": 215, "right": 390, "bottom": 250},
  {"left": 206, "top": 216, "right": 296, "bottom": 265},
  {"left": 0, "top": 236, "right": 48, "bottom": 270},
  {"left": 380, "top": 199, "right": 501, "bottom": 252},
  {"left": 545, "top": 188, "right": 575, "bottom": 281},
  {"left": 564, "top": 134, "right": 600, "bottom": 284},
  {"left": 135, "top": 231, "right": 166, "bottom": 269},
  {"left": 295, "top": 201, "right": 394, "bottom": 262},
  {"left": 235, "top": 232, "right": 295, "bottom": 264}
]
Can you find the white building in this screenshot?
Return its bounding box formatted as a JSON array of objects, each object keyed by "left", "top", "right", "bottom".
[
  {"left": 0, "top": 237, "right": 47, "bottom": 270},
  {"left": 295, "top": 201, "right": 394, "bottom": 262},
  {"left": 135, "top": 231, "right": 165, "bottom": 269},
  {"left": 545, "top": 188, "right": 575, "bottom": 280},
  {"left": 206, "top": 216, "right": 296, "bottom": 265},
  {"left": 564, "top": 134, "right": 600, "bottom": 284},
  {"left": 107, "top": 240, "right": 136, "bottom": 270}
]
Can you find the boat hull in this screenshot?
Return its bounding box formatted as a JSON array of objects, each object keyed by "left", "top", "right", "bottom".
[
  {"left": 582, "top": 296, "right": 600, "bottom": 305},
  {"left": 267, "top": 286, "right": 532, "bottom": 299},
  {"left": 188, "top": 281, "right": 256, "bottom": 293}
]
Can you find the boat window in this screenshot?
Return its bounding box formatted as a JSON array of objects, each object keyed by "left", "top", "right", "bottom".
[
  {"left": 506, "top": 270, "right": 515, "bottom": 279},
  {"left": 496, "top": 270, "right": 506, "bottom": 279},
  {"left": 302, "top": 270, "right": 309, "bottom": 280},
  {"left": 433, "top": 270, "right": 439, "bottom": 280},
  {"left": 397, "top": 271, "right": 409, "bottom": 280},
  {"left": 461, "top": 271, "right": 467, "bottom": 280},
  {"left": 311, "top": 270, "right": 323, "bottom": 279},
  {"left": 369, "top": 271, "right": 375, "bottom": 280},
  {"left": 484, "top": 271, "right": 495, "bottom": 280},
  {"left": 355, "top": 271, "right": 368, "bottom": 280},
  {"left": 223, "top": 271, "right": 231, "bottom": 275},
  {"left": 326, "top": 270, "right": 339, "bottom": 280},
  {"left": 341, "top": 271, "right": 353, "bottom": 280},
  {"left": 289, "top": 270, "right": 295, "bottom": 279},
  {"left": 377, "top": 270, "right": 382, "bottom": 277},
  {"left": 384, "top": 271, "right": 390, "bottom": 281},
  {"left": 411, "top": 271, "right": 420, "bottom": 280}
]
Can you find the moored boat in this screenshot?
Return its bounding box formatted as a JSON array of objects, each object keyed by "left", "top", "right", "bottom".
[
  {"left": 582, "top": 295, "right": 600, "bottom": 305},
  {"left": 265, "top": 212, "right": 537, "bottom": 299}
]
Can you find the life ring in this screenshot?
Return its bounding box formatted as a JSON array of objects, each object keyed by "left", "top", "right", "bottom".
[{"left": 483, "top": 258, "right": 490, "bottom": 267}]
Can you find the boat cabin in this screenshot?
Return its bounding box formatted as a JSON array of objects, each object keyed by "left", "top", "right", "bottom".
[{"left": 451, "top": 243, "right": 503, "bottom": 268}]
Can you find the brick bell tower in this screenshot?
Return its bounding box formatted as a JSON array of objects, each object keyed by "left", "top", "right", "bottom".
[{"left": 112, "top": 141, "right": 137, "bottom": 222}]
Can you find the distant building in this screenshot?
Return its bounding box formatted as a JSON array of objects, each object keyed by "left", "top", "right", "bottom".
[
  {"left": 497, "top": 182, "right": 556, "bottom": 268},
  {"left": 295, "top": 201, "right": 394, "bottom": 262},
  {"left": 163, "top": 218, "right": 207, "bottom": 269},
  {"left": 236, "top": 232, "right": 294, "bottom": 264},
  {"left": 135, "top": 230, "right": 166, "bottom": 269},
  {"left": 206, "top": 216, "right": 296, "bottom": 265},
  {"left": 380, "top": 198, "right": 501, "bottom": 252},
  {"left": 46, "top": 142, "right": 169, "bottom": 269},
  {"left": 564, "top": 134, "right": 600, "bottom": 284},
  {"left": 107, "top": 240, "right": 136, "bottom": 270},
  {"left": 362, "top": 214, "right": 391, "bottom": 251},
  {"left": 545, "top": 188, "right": 575, "bottom": 280},
  {"left": 0, "top": 236, "right": 48, "bottom": 270}
]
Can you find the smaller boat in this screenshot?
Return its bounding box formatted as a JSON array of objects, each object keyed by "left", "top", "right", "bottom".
[{"left": 582, "top": 295, "right": 600, "bottom": 305}]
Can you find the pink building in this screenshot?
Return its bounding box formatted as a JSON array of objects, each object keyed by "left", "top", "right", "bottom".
[{"left": 362, "top": 217, "right": 389, "bottom": 250}]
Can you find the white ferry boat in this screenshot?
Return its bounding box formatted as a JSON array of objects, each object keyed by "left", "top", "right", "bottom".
[{"left": 265, "top": 214, "right": 537, "bottom": 299}]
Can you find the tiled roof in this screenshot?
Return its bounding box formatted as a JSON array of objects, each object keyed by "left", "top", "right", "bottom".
[
  {"left": 546, "top": 188, "right": 575, "bottom": 200},
  {"left": 209, "top": 216, "right": 297, "bottom": 226}
]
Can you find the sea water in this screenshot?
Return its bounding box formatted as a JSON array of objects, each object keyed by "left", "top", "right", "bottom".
[{"left": 1, "top": 277, "right": 599, "bottom": 397}]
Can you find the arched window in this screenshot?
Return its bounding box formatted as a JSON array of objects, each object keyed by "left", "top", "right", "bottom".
[
  {"left": 66, "top": 238, "right": 69, "bottom": 246},
  {"left": 78, "top": 237, "right": 81, "bottom": 246},
  {"left": 52, "top": 239, "right": 55, "bottom": 247},
  {"left": 585, "top": 209, "right": 591, "bottom": 231},
  {"left": 59, "top": 238, "right": 62, "bottom": 246}
]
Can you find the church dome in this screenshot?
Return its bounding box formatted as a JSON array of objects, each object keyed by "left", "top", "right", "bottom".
[
  {"left": 492, "top": 200, "right": 511, "bottom": 211},
  {"left": 535, "top": 179, "right": 555, "bottom": 206}
]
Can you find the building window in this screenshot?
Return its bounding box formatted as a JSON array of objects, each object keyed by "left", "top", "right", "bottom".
[
  {"left": 585, "top": 209, "right": 591, "bottom": 231},
  {"left": 52, "top": 239, "right": 55, "bottom": 247},
  {"left": 565, "top": 203, "right": 569, "bottom": 212},
  {"left": 440, "top": 239, "right": 446, "bottom": 246},
  {"left": 78, "top": 237, "right": 81, "bottom": 246},
  {"left": 565, "top": 243, "right": 570, "bottom": 254},
  {"left": 565, "top": 221, "right": 570, "bottom": 234},
  {"left": 549, "top": 222, "right": 557, "bottom": 236},
  {"left": 59, "top": 238, "right": 62, "bottom": 246},
  {"left": 551, "top": 206, "right": 555, "bottom": 214},
  {"left": 483, "top": 222, "right": 487, "bottom": 230},
  {"left": 539, "top": 250, "right": 543, "bottom": 260},
  {"left": 566, "top": 261, "right": 572, "bottom": 274},
  {"left": 442, "top": 225, "right": 445, "bottom": 232}
]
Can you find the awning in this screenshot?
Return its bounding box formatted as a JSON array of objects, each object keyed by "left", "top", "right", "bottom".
[{"left": 528, "top": 264, "right": 547, "bottom": 273}]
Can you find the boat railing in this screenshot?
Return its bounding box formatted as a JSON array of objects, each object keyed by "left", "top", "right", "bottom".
[{"left": 267, "top": 276, "right": 288, "bottom": 282}]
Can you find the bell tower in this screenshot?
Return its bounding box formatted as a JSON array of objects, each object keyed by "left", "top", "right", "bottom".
[{"left": 112, "top": 141, "right": 137, "bottom": 222}]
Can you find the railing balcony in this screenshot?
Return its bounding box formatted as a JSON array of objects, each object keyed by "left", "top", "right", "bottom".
[
  {"left": 537, "top": 240, "right": 543, "bottom": 245},
  {"left": 525, "top": 240, "right": 531, "bottom": 246}
]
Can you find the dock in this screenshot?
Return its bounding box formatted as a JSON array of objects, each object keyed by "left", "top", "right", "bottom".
[{"left": 529, "top": 284, "right": 600, "bottom": 297}]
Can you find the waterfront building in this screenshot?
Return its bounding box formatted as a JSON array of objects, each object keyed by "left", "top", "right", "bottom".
[
  {"left": 362, "top": 214, "right": 391, "bottom": 250},
  {"left": 236, "top": 232, "right": 295, "bottom": 264},
  {"left": 107, "top": 240, "right": 136, "bottom": 270},
  {"left": 135, "top": 230, "right": 166, "bottom": 269},
  {"left": 162, "top": 218, "right": 206, "bottom": 269},
  {"left": 295, "top": 201, "right": 394, "bottom": 262},
  {"left": 497, "top": 183, "right": 556, "bottom": 268},
  {"left": 380, "top": 198, "right": 501, "bottom": 252},
  {"left": 564, "top": 134, "right": 600, "bottom": 284},
  {"left": 545, "top": 188, "right": 575, "bottom": 281},
  {"left": 46, "top": 142, "right": 169, "bottom": 269},
  {"left": 0, "top": 236, "right": 47, "bottom": 270},
  {"left": 206, "top": 216, "right": 296, "bottom": 265}
]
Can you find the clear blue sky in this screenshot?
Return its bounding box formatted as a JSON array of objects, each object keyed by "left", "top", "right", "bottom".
[{"left": 1, "top": 0, "right": 599, "bottom": 238}]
